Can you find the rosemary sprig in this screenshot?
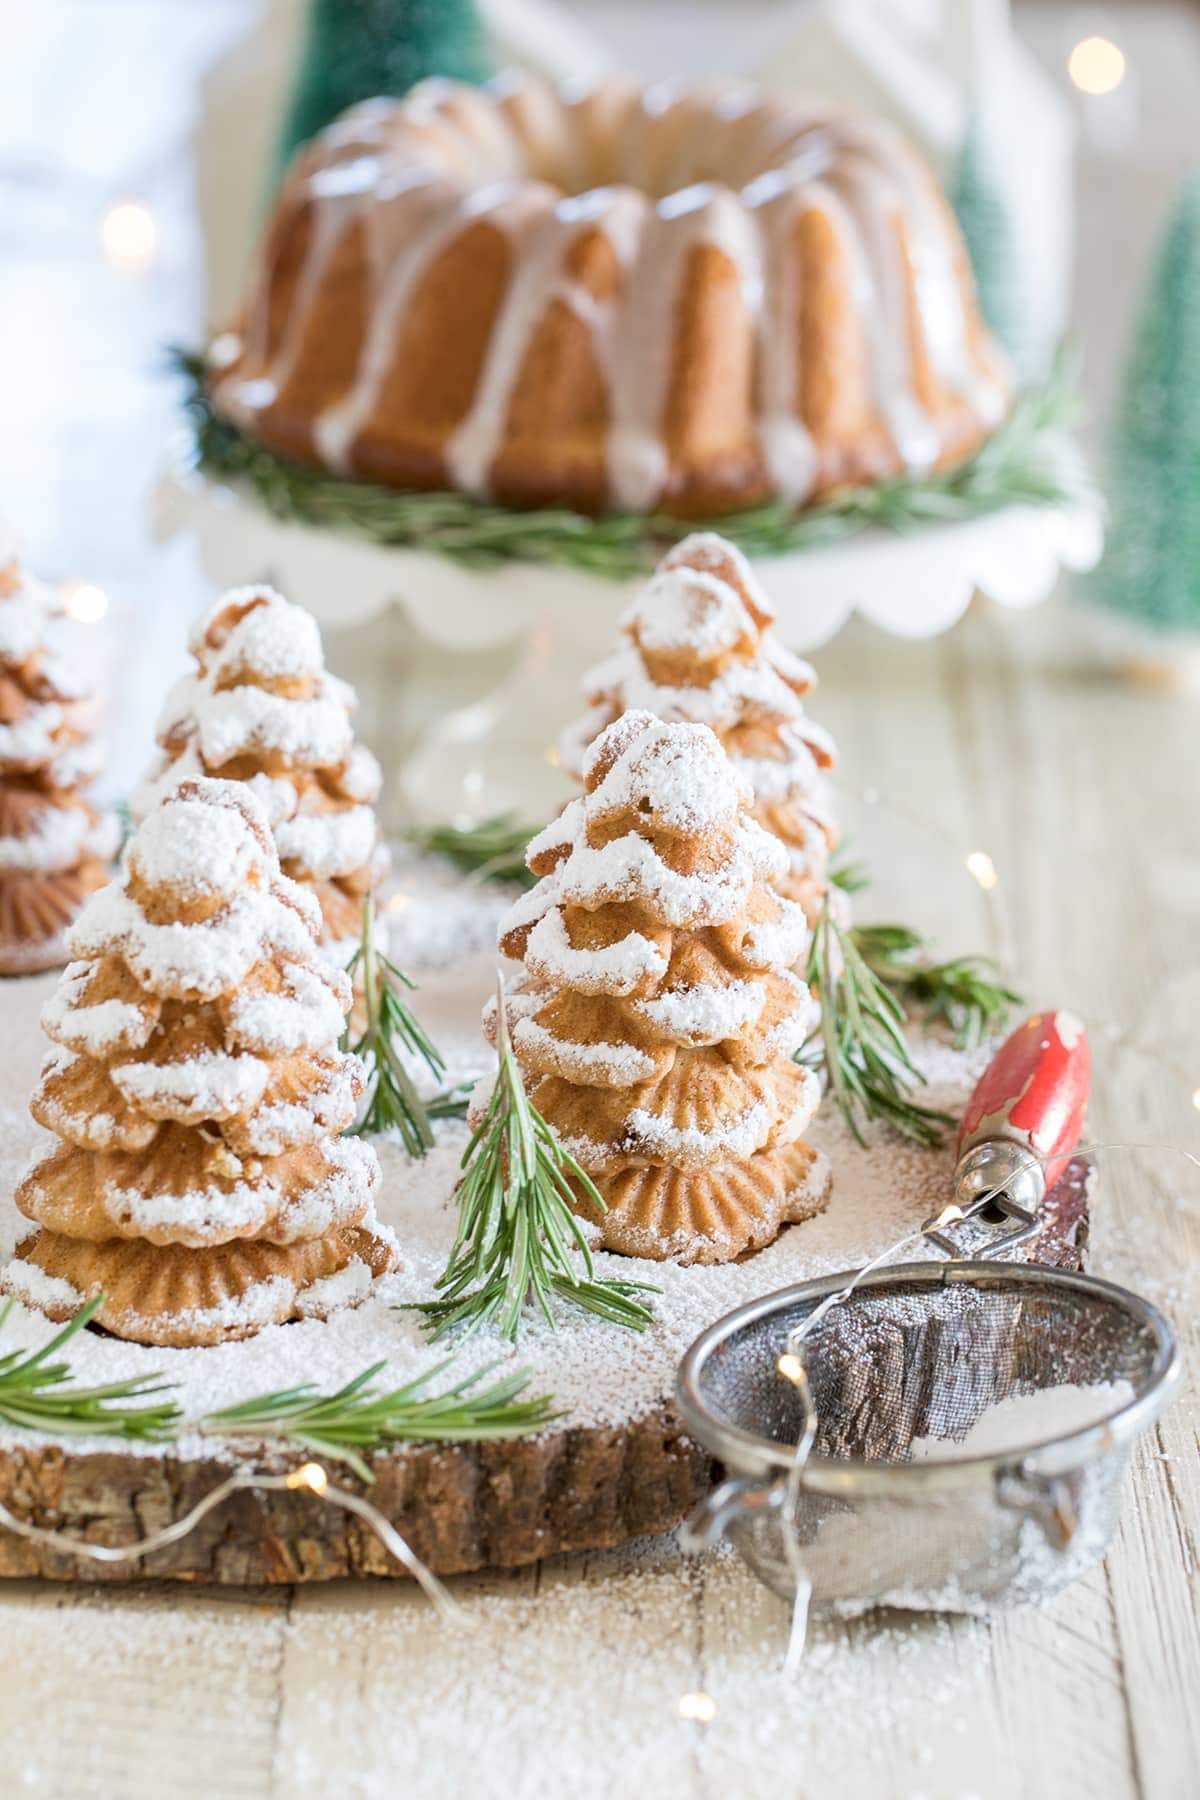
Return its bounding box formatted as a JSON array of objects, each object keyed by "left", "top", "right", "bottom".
[
  {"left": 200, "top": 1359, "right": 558, "bottom": 1485},
  {"left": 421, "top": 983, "right": 656, "bottom": 1341},
  {"left": 851, "top": 924, "right": 1021, "bottom": 1051},
  {"left": 174, "top": 345, "right": 1090, "bottom": 581},
  {"left": 0, "top": 1299, "right": 556, "bottom": 1476},
  {"left": 427, "top": 1080, "right": 472, "bottom": 1122},
  {"left": 801, "top": 896, "right": 955, "bottom": 1148},
  {"left": 829, "top": 850, "right": 871, "bottom": 896},
  {"left": 0, "top": 1298, "right": 180, "bottom": 1440},
  {"left": 345, "top": 896, "right": 445, "bottom": 1154},
  {"left": 405, "top": 814, "right": 539, "bottom": 888}
]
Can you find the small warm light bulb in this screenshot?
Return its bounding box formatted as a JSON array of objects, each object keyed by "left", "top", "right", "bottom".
[
  {"left": 101, "top": 199, "right": 156, "bottom": 272},
  {"left": 1068, "top": 36, "right": 1127, "bottom": 95},
  {"left": 678, "top": 1692, "right": 717, "bottom": 1723},
  {"left": 63, "top": 581, "right": 109, "bottom": 624},
  {"left": 287, "top": 1461, "right": 328, "bottom": 1494},
  {"left": 544, "top": 744, "right": 562, "bottom": 768},
  {"left": 1191, "top": 1088, "right": 1200, "bottom": 1112},
  {"left": 387, "top": 891, "right": 411, "bottom": 914},
  {"left": 777, "top": 1352, "right": 805, "bottom": 1384},
  {"left": 966, "top": 850, "right": 998, "bottom": 892}
]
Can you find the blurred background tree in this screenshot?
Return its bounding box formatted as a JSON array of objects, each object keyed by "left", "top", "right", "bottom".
[
  {"left": 1096, "top": 169, "right": 1200, "bottom": 634},
  {"left": 274, "top": 0, "right": 492, "bottom": 179}
]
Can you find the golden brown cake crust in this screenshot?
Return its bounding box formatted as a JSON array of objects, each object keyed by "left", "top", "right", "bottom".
[
  {"left": 133, "top": 584, "right": 385, "bottom": 954},
  {"left": 4, "top": 779, "right": 399, "bottom": 1346},
  {"left": 488, "top": 710, "right": 829, "bottom": 1265},
  {"left": 212, "top": 74, "right": 1012, "bottom": 519},
  {"left": 0, "top": 560, "right": 118, "bottom": 975},
  {"left": 562, "top": 534, "right": 838, "bottom": 924}
]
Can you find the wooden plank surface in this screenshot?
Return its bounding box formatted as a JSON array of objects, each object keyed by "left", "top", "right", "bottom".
[
  {"left": 2, "top": 594, "right": 1193, "bottom": 1800},
  {"left": 2, "top": 3, "right": 1199, "bottom": 1797}
]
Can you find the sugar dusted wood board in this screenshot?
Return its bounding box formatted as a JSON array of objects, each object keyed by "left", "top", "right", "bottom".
[{"left": 0, "top": 913, "right": 1090, "bottom": 1583}]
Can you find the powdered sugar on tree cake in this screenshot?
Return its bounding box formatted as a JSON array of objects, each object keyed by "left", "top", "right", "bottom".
[
  {"left": 0, "top": 542, "right": 119, "bottom": 975},
  {"left": 494, "top": 709, "right": 830, "bottom": 1264},
  {"left": 4, "top": 777, "right": 398, "bottom": 1346},
  {"left": 134, "top": 584, "right": 385, "bottom": 957},
  {"left": 561, "top": 534, "right": 837, "bottom": 923}
]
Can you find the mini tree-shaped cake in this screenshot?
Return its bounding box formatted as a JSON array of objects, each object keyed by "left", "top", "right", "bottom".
[
  {"left": 5, "top": 777, "right": 398, "bottom": 1346},
  {"left": 0, "top": 548, "right": 118, "bottom": 974},
  {"left": 135, "top": 584, "right": 385, "bottom": 956},
  {"left": 494, "top": 710, "right": 829, "bottom": 1264},
  {"left": 561, "top": 533, "right": 837, "bottom": 925}
]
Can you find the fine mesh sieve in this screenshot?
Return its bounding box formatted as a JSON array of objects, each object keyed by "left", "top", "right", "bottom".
[{"left": 678, "top": 1262, "right": 1180, "bottom": 1617}]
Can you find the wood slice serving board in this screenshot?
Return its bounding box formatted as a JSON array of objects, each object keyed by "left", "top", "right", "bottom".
[{"left": 0, "top": 877, "right": 1091, "bottom": 1585}]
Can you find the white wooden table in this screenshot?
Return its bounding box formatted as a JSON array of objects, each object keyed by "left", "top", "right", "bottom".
[{"left": 0, "top": 5, "right": 1198, "bottom": 1797}]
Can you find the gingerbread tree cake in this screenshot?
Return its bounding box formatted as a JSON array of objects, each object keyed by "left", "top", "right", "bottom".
[
  {"left": 0, "top": 547, "right": 118, "bottom": 974},
  {"left": 135, "top": 584, "right": 385, "bottom": 956},
  {"left": 561, "top": 533, "right": 837, "bottom": 923},
  {"left": 5, "top": 777, "right": 398, "bottom": 1346},
  {"left": 494, "top": 710, "right": 830, "bottom": 1264}
]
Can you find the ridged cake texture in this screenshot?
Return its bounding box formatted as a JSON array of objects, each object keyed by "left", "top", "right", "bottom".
[
  {"left": 562, "top": 531, "right": 837, "bottom": 922},
  {"left": 213, "top": 73, "right": 1011, "bottom": 518},
  {"left": 491, "top": 709, "right": 831, "bottom": 1264},
  {"left": 4, "top": 778, "right": 398, "bottom": 1346},
  {"left": 0, "top": 540, "right": 118, "bottom": 975},
  {"left": 134, "top": 584, "right": 386, "bottom": 957}
]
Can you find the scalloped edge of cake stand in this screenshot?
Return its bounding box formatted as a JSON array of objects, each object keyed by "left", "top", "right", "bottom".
[
  {"left": 0, "top": 1161, "right": 1091, "bottom": 1585},
  {"left": 153, "top": 458, "right": 1105, "bottom": 657}
]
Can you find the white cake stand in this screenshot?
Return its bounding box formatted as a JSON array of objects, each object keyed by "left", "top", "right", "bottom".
[{"left": 154, "top": 453, "right": 1104, "bottom": 819}]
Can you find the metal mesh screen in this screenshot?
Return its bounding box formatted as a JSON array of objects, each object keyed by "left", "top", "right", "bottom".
[
  {"left": 690, "top": 1271, "right": 1170, "bottom": 1613},
  {"left": 700, "top": 1276, "right": 1161, "bottom": 1463}
]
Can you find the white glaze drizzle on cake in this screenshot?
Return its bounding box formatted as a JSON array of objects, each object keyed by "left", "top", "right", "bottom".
[{"left": 218, "top": 73, "right": 1010, "bottom": 512}]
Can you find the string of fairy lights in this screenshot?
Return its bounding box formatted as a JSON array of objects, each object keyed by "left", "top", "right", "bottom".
[{"left": 0, "top": 1458, "right": 459, "bottom": 1617}]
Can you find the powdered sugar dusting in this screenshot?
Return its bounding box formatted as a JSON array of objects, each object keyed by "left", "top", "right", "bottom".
[
  {"left": 0, "top": 917, "right": 1062, "bottom": 1458},
  {"left": 629, "top": 566, "right": 756, "bottom": 658},
  {"left": 523, "top": 905, "right": 668, "bottom": 995},
  {"left": 71, "top": 878, "right": 316, "bottom": 1000},
  {"left": 42, "top": 964, "right": 158, "bottom": 1056},
  {"left": 131, "top": 587, "right": 383, "bottom": 951},
  {"left": 128, "top": 792, "right": 271, "bottom": 896},
  {"left": 585, "top": 715, "right": 752, "bottom": 834},
  {"left": 226, "top": 961, "right": 350, "bottom": 1054},
  {"left": 110, "top": 1051, "right": 270, "bottom": 1120},
  {"left": 0, "top": 803, "right": 117, "bottom": 872}
]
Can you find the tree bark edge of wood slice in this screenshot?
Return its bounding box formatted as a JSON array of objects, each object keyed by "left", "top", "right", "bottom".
[{"left": 0, "top": 1161, "right": 1092, "bottom": 1585}]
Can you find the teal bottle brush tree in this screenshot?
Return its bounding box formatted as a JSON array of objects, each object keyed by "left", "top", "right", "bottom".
[
  {"left": 1095, "top": 170, "right": 1200, "bottom": 641},
  {"left": 274, "top": 0, "right": 492, "bottom": 179},
  {"left": 948, "top": 109, "right": 1030, "bottom": 380}
]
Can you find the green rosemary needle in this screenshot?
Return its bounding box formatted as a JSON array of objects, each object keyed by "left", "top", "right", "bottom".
[
  {"left": 851, "top": 923, "right": 1022, "bottom": 1051},
  {"left": 404, "top": 813, "right": 540, "bottom": 887},
  {"left": 344, "top": 895, "right": 445, "bottom": 1154},
  {"left": 174, "top": 345, "right": 1090, "bottom": 581},
  {"left": 0, "top": 1298, "right": 180, "bottom": 1440},
  {"left": 801, "top": 897, "right": 955, "bottom": 1148},
  {"left": 421, "top": 984, "right": 656, "bottom": 1342},
  {"left": 200, "top": 1359, "right": 559, "bottom": 1485}
]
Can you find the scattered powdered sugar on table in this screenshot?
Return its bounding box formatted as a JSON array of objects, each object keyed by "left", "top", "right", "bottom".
[
  {"left": 0, "top": 854, "right": 1003, "bottom": 1460},
  {"left": 0, "top": 1537, "right": 989, "bottom": 1800}
]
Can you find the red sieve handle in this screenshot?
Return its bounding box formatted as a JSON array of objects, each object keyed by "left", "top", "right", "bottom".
[{"left": 958, "top": 1011, "right": 1091, "bottom": 1198}]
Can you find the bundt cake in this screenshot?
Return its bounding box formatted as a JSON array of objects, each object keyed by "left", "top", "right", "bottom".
[{"left": 211, "top": 73, "right": 1012, "bottom": 520}]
